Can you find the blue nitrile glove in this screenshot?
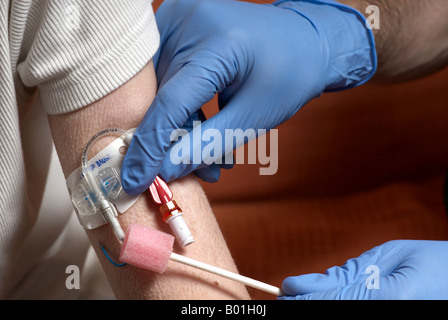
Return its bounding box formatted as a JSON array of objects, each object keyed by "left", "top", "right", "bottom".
[
  {"left": 121, "top": 0, "right": 377, "bottom": 196},
  {"left": 280, "top": 240, "right": 448, "bottom": 300}
]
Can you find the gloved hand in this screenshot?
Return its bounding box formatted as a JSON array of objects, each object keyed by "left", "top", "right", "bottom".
[
  {"left": 121, "top": 0, "right": 376, "bottom": 196},
  {"left": 280, "top": 240, "right": 448, "bottom": 300}
]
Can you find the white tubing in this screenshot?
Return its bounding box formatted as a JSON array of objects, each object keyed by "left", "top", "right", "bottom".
[
  {"left": 169, "top": 252, "right": 283, "bottom": 296},
  {"left": 81, "top": 128, "right": 129, "bottom": 242}
]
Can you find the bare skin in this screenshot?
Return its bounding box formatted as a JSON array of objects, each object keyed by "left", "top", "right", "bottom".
[{"left": 48, "top": 61, "right": 251, "bottom": 300}]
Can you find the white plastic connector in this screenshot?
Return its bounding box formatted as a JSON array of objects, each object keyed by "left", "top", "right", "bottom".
[{"left": 166, "top": 214, "right": 194, "bottom": 247}]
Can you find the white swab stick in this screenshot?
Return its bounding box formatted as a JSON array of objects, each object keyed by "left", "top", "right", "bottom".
[
  {"left": 119, "top": 224, "right": 284, "bottom": 296},
  {"left": 170, "top": 252, "right": 284, "bottom": 296}
]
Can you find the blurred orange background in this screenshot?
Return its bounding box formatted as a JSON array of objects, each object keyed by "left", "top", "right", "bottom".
[{"left": 152, "top": 0, "right": 448, "bottom": 299}]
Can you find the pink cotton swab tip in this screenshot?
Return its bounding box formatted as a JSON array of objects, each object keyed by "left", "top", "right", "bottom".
[
  {"left": 118, "top": 224, "right": 284, "bottom": 296},
  {"left": 119, "top": 224, "right": 175, "bottom": 273}
]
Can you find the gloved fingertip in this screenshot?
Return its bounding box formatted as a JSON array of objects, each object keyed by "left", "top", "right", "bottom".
[
  {"left": 282, "top": 273, "right": 331, "bottom": 296},
  {"left": 121, "top": 164, "right": 153, "bottom": 197},
  {"left": 282, "top": 276, "right": 302, "bottom": 296},
  {"left": 220, "top": 161, "right": 234, "bottom": 170},
  {"left": 121, "top": 178, "right": 145, "bottom": 197},
  {"left": 157, "top": 162, "right": 183, "bottom": 184},
  {"left": 194, "top": 164, "right": 221, "bottom": 183}
]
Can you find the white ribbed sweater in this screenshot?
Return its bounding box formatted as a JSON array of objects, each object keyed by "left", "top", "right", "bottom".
[{"left": 0, "top": 0, "right": 159, "bottom": 298}]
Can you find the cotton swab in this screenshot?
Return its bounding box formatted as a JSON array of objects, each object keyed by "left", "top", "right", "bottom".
[{"left": 119, "top": 224, "right": 283, "bottom": 296}]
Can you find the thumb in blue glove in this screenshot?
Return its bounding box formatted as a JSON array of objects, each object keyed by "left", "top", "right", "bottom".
[
  {"left": 280, "top": 240, "right": 448, "bottom": 300},
  {"left": 121, "top": 0, "right": 376, "bottom": 196}
]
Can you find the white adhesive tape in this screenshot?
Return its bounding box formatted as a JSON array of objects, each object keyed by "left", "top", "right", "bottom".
[{"left": 66, "top": 133, "right": 140, "bottom": 230}]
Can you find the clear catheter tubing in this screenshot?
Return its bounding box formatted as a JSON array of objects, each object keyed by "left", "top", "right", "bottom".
[{"left": 81, "top": 127, "right": 131, "bottom": 242}]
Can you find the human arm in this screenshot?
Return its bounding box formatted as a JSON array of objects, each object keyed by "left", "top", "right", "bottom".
[
  {"left": 338, "top": 0, "right": 448, "bottom": 81},
  {"left": 48, "top": 62, "right": 250, "bottom": 299},
  {"left": 18, "top": 0, "right": 250, "bottom": 299}
]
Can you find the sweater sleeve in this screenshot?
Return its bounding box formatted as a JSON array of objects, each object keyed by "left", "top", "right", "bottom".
[{"left": 17, "top": 0, "right": 160, "bottom": 115}]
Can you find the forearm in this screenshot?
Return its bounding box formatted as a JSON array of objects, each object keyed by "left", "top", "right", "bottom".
[
  {"left": 48, "top": 62, "right": 250, "bottom": 299},
  {"left": 338, "top": 0, "right": 448, "bottom": 81}
]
